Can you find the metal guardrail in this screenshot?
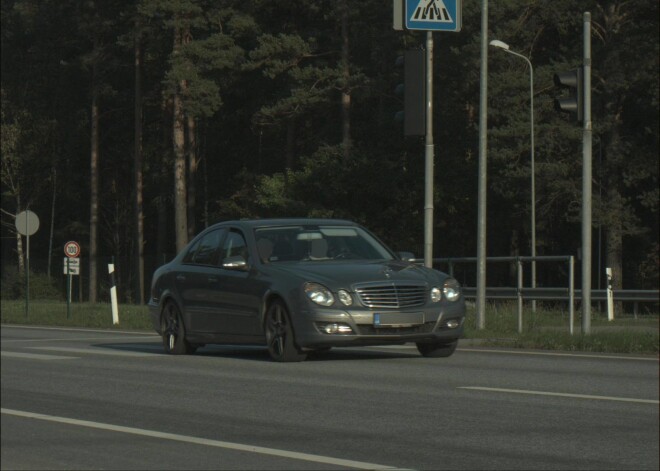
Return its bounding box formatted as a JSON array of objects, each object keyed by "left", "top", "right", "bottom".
[
  {"left": 411, "top": 255, "right": 659, "bottom": 334},
  {"left": 461, "top": 287, "right": 660, "bottom": 303}
]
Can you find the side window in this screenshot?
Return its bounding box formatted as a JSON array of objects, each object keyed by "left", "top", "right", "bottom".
[
  {"left": 183, "top": 229, "right": 225, "bottom": 265},
  {"left": 220, "top": 230, "right": 249, "bottom": 265},
  {"left": 182, "top": 239, "right": 202, "bottom": 264}
]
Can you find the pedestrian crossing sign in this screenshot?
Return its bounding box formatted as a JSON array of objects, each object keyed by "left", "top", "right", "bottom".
[{"left": 405, "top": 0, "right": 461, "bottom": 32}]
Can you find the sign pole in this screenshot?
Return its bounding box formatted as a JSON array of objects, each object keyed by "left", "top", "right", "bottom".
[
  {"left": 26, "top": 224, "right": 29, "bottom": 319},
  {"left": 424, "top": 31, "right": 435, "bottom": 268},
  {"left": 581, "top": 12, "right": 592, "bottom": 334},
  {"left": 398, "top": 0, "right": 461, "bottom": 268},
  {"left": 15, "top": 210, "right": 40, "bottom": 319},
  {"left": 67, "top": 258, "right": 71, "bottom": 319},
  {"left": 63, "top": 241, "right": 81, "bottom": 319}
]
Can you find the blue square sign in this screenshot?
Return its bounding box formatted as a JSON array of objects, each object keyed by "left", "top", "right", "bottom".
[{"left": 405, "top": 0, "right": 462, "bottom": 32}]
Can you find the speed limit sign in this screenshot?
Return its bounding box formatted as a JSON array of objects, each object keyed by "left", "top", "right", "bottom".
[{"left": 64, "top": 241, "right": 81, "bottom": 258}]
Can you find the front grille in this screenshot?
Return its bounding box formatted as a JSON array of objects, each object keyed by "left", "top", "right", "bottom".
[
  {"left": 354, "top": 282, "right": 427, "bottom": 309},
  {"left": 357, "top": 321, "right": 436, "bottom": 336}
]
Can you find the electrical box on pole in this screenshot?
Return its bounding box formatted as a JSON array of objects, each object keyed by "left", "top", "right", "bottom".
[
  {"left": 404, "top": 49, "right": 427, "bottom": 136},
  {"left": 394, "top": 50, "right": 427, "bottom": 136}
]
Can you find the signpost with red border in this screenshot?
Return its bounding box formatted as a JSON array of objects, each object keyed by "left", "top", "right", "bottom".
[
  {"left": 64, "top": 241, "right": 81, "bottom": 258},
  {"left": 63, "top": 241, "right": 81, "bottom": 318}
]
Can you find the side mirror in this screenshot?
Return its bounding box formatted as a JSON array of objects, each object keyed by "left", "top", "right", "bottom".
[
  {"left": 397, "top": 251, "right": 416, "bottom": 262},
  {"left": 222, "top": 255, "right": 248, "bottom": 271}
]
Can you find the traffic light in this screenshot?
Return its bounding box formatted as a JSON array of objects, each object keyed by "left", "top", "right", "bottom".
[
  {"left": 394, "top": 49, "right": 426, "bottom": 136},
  {"left": 553, "top": 67, "right": 583, "bottom": 123}
]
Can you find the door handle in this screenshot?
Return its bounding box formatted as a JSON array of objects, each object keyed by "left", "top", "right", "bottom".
[{"left": 208, "top": 277, "right": 219, "bottom": 283}]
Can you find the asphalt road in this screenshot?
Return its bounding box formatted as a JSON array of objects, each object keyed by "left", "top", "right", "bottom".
[{"left": 1, "top": 325, "right": 658, "bottom": 470}]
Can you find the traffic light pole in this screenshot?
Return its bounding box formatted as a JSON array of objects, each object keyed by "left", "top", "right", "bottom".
[
  {"left": 581, "top": 12, "right": 592, "bottom": 334},
  {"left": 424, "top": 31, "right": 435, "bottom": 268}
]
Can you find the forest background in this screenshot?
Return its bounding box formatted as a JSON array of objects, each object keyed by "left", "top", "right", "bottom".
[{"left": 1, "top": 0, "right": 658, "bottom": 305}]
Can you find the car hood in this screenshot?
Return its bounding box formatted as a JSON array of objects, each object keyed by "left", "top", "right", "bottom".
[{"left": 265, "top": 260, "right": 445, "bottom": 290}]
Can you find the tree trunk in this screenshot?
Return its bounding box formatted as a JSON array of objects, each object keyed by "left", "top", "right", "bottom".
[
  {"left": 156, "top": 98, "right": 170, "bottom": 263},
  {"left": 89, "top": 78, "right": 99, "bottom": 303},
  {"left": 14, "top": 199, "right": 25, "bottom": 275},
  {"left": 340, "top": 0, "right": 351, "bottom": 160},
  {"left": 47, "top": 168, "right": 56, "bottom": 279},
  {"left": 133, "top": 21, "right": 145, "bottom": 304},
  {"left": 173, "top": 27, "right": 188, "bottom": 252},
  {"left": 605, "top": 185, "right": 624, "bottom": 316},
  {"left": 186, "top": 115, "right": 197, "bottom": 239},
  {"left": 15, "top": 230, "right": 24, "bottom": 275}
]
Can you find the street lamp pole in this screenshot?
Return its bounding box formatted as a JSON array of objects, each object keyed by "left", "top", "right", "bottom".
[{"left": 489, "top": 40, "right": 536, "bottom": 305}]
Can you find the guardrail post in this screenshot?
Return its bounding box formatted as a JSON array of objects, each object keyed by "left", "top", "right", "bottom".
[
  {"left": 517, "top": 258, "right": 523, "bottom": 334},
  {"left": 569, "top": 256, "right": 575, "bottom": 335}
]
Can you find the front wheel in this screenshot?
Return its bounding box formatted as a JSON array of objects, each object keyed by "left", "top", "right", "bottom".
[
  {"left": 416, "top": 339, "right": 458, "bottom": 358},
  {"left": 161, "top": 301, "right": 196, "bottom": 355},
  {"left": 265, "top": 300, "right": 307, "bottom": 362}
]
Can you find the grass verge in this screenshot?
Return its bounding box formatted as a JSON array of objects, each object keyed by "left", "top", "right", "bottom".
[
  {"left": 1, "top": 299, "right": 153, "bottom": 331},
  {"left": 463, "top": 302, "right": 658, "bottom": 355}
]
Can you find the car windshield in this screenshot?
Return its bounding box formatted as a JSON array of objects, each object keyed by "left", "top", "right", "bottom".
[{"left": 254, "top": 225, "right": 395, "bottom": 263}]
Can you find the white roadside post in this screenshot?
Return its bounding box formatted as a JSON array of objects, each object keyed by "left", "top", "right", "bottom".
[
  {"left": 108, "top": 263, "right": 119, "bottom": 325},
  {"left": 606, "top": 267, "right": 614, "bottom": 321}
]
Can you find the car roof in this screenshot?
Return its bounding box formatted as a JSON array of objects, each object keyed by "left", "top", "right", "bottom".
[{"left": 211, "top": 218, "right": 358, "bottom": 230}]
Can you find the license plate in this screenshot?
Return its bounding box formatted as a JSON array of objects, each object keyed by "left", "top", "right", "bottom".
[{"left": 373, "top": 312, "right": 424, "bottom": 327}]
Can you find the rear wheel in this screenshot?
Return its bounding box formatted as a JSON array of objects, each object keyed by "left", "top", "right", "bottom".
[
  {"left": 265, "top": 300, "right": 307, "bottom": 362},
  {"left": 161, "top": 301, "right": 196, "bottom": 355},
  {"left": 416, "top": 339, "right": 458, "bottom": 358}
]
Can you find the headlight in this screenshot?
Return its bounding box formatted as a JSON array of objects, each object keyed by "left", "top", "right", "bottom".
[
  {"left": 304, "top": 282, "right": 335, "bottom": 306},
  {"left": 337, "top": 289, "right": 353, "bottom": 306},
  {"left": 430, "top": 287, "right": 442, "bottom": 303},
  {"left": 442, "top": 278, "right": 461, "bottom": 302}
]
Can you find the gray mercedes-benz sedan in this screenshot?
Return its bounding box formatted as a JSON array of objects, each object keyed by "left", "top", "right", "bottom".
[{"left": 148, "top": 219, "right": 465, "bottom": 362}]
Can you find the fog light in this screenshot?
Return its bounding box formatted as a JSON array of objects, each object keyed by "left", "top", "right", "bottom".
[
  {"left": 445, "top": 319, "right": 460, "bottom": 329},
  {"left": 318, "top": 323, "right": 353, "bottom": 334}
]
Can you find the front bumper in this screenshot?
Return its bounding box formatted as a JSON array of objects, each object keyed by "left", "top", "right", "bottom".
[{"left": 292, "top": 299, "right": 465, "bottom": 349}]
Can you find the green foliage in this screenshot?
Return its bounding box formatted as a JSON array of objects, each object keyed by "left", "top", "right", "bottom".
[
  {"left": 1, "top": 300, "right": 153, "bottom": 330},
  {"left": 1, "top": 269, "right": 62, "bottom": 301},
  {"left": 0, "top": 0, "right": 657, "bottom": 295}
]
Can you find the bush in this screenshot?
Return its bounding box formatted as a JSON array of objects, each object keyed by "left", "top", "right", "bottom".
[{"left": 1, "top": 269, "right": 62, "bottom": 300}]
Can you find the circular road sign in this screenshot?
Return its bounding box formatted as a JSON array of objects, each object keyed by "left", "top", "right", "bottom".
[
  {"left": 64, "top": 241, "right": 81, "bottom": 258},
  {"left": 15, "top": 210, "right": 40, "bottom": 236}
]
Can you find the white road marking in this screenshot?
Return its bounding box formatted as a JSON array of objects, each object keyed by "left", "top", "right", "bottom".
[
  {"left": 29, "top": 347, "right": 155, "bottom": 357},
  {"left": 1, "top": 351, "right": 77, "bottom": 361},
  {"left": 1, "top": 408, "right": 400, "bottom": 470},
  {"left": 458, "top": 348, "right": 658, "bottom": 362},
  {"left": 458, "top": 386, "right": 659, "bottom": 404}
]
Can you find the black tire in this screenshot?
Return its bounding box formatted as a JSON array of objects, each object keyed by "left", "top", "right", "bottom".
[
  {"left": 416, "top": 339, "right": 458, "bottom": 358},
  {"left": 264, "top": 300, "right": 307, "bottom": 362},
  {"left": 161, "top": 301, "right": 196, "bottom": 355}
]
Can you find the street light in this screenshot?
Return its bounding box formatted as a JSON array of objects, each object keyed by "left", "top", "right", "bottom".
[{"left": 489, "top": 39, "right": 536, "bottom": 304}]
